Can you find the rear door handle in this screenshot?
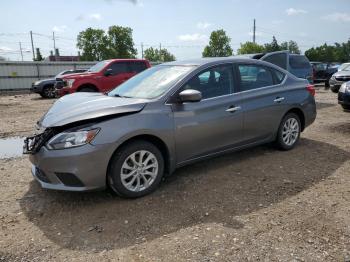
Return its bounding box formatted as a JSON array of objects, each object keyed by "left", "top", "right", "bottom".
[
  {"left": 274, "top": 97, "right": 285, "bottom": 103},
  {"left": 226, "top": 106, "right": 241, "bottom": 113}
]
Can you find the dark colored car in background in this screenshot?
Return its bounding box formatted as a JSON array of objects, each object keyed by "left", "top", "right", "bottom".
[
  {"left": 30, "top": 69, "right": 87, "bottom": 98},
  {"left": 25, "top": 57, "right": 316, "bottom": 198},
  {"left": 338, "top": 81, "right": 350, "bottom": 110},
  {"left": 329, "top": 67, "right": 350, "bottom": 93},
  {"left": 55, "top": 59, "right": 151, "bottom": 97},
  {"left": 311, "top": 62, "right": 339, "bottom": 87},
  {"left": 235, "top": 51, "right": 313, "bottom": 83}
]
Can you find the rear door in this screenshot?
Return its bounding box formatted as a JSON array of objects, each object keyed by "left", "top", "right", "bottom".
[
  {"left": 172, "top": 64, "right": 244, "bottom": 164},
  {"left": 235, "top": 63, "right": 289, "bottom": 142}
]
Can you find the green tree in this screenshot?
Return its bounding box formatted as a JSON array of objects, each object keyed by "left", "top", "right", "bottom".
[
  {"left": 264, "top": 36, "right": 280, "bottom": 52},
  {"left": 237, "top": 42, "right": 265, "bottom": 54},
  {"left": 280, "top": 40, "right": 301, "bottom": 54},
  {"left": 202, "top": 29, "right": 233, "bottom": 57},
  {"left": 34, "top": 48, "right": 43, "bottom": 61},
  {"left": 107, "top": 25, "right": 137, "bottom": 58},
  {"left": 77, "top": 28, "right": 110, "bottom": 61},
  {"left": 144, "top": 47, "right": 176, "bottom": 62}
]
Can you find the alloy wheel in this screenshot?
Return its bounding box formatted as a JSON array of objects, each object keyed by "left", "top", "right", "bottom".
[
  {"left": 282, "top": 118, "right": 300, "bottom": 146},
  {"left": 120, "top": 150, "right": 159, "bottom": 192}
]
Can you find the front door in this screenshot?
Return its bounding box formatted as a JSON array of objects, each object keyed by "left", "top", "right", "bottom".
[
  {"left": 171, "top": 64, "right": 244, "bottom": 164},
  {"left": 102, "top": 62, "right": 135, "bottom": 92}
]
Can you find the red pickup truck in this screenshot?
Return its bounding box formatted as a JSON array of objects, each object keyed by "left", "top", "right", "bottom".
[{"left": 55, "top": 59, "right": 151, "bottom": 96}]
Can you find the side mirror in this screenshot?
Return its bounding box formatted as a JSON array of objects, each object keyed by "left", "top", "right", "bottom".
[
  {"left": 104, "top": 68, "right": 113, "bottom": 76},
  {"left": 179, "top": 89, "right": 202, "bottom": 103}
]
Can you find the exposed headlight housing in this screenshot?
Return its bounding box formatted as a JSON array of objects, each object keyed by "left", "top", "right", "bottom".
[
  {"left": 67, "top": 79, "right": 75, "bottom": 88},
  {"left": 46, "top": 128, "right": 100, "bottom": 150}
]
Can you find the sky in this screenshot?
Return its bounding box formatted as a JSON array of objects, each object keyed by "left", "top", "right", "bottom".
[{"left": 0, "top": 0, "right": 350, "bottom": 61}]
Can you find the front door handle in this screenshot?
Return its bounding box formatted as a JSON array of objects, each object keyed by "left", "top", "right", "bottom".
[
  {"left": 226, "top": 106, "right": 241, "bottom": 113},
  {"left": 274, "top": 97, "right": 285, "bottom": 103}
]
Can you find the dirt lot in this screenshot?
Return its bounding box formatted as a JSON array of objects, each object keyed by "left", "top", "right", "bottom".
[{"left": 0, "top": 89, "right": 350, "bottom": 261}]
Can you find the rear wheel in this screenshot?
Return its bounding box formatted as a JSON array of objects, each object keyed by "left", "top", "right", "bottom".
[
  {"left": 342, "top": 105, "right": 350, "bottom": 110},
  {"left": 108, "top": 140, "right": 164, "bottom": 198},
  {"left": 276, "top": 113, "right": 301, "bottom": 151},
  {"left": 41, "top": 85, "right": 56, "bottom": 98}
]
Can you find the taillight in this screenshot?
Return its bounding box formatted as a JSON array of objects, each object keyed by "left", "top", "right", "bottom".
[{"left": 306, "top": 84, "right": 315, "bottom": 97}]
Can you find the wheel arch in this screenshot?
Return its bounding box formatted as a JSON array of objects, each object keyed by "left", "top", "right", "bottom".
[
  {"left": 106, "top": 134, "right": 172, "bottom": 183},
  {"left": 283, "top": 107, "right": 305, "bottom": 132},
  {"left": 77, "top": 83, "right": 98, "bottom": 92}
]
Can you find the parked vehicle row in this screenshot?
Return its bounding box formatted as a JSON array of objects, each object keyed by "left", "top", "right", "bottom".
[
  {"left": 310, "top": 62, "right": 339, "bottom": 87},
  {"left": 24, "top": 57, "right": 317, "bottom": 198},
  {"left": 30, "top": 69, "right": 87, "bottom": 98}
]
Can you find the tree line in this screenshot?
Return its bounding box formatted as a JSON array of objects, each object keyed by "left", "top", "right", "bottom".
[{"left": 55, "top": 25, "right": 350, "bottom": 63}]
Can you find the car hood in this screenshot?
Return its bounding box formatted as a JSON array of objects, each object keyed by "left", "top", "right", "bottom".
[
  {"left": 39, "top": 93, "right": 148, "bottom": 128},
  {"left": 61, "top": 72, "right": 97, "bottom": 79},
  {"left": 334, "top": 71, "right": 350, "bottom": 77}
]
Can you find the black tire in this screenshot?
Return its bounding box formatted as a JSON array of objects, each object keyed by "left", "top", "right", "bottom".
[
  {"left": 108, "top": 140, "right": 164, "bottom": 198},
  {"left": 342, "top": 105, "right": 350, "bottom": 110},
  {"left": 41, "top": 85, "right": 56, "bottom": 99},
  {"left": 325, "top": 80, "right": 330, "bottom": 89},
  {"left": 330, "top": 85, "right": 339, "bottom": 93},
  {"left": 79, "top": 87, "right": 96, "bottom": 92},
  {"left": 276, "top": 113, "right": 301, "bottom": 151}
]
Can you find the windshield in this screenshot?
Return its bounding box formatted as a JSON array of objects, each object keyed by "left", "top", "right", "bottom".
[
  {"left": 108, "top": 65, "right": 195, "bottom": 99},
  {"left": 343, "top": 64, "right": 350, "bottom": 71},
  {"left": 88, "top": 61, "right": 109, "bottom": 73}
]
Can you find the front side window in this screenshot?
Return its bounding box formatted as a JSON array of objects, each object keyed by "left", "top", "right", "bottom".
[
  {"left": 108, "top": 65, "right": 194, "bottom": 99},
  {"left": 88, "top": 61, "right": 109, "bottom": 73},
  {"left": 184, "top": 65, "right": 234, "bottom": 99},
  {"left": 238, "top": 65, "right": 274, "bottom": 91}
]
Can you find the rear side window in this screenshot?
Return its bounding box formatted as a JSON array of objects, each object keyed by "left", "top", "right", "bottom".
[
  {"left": 289, "top": 55, "right": 310, "bottom": 69},
  {"left": 263, "top": 53, "right": 287, "bottom": 70},
  {"left": 272, "top": 69, "right": 285, "bottom": 84},
  {"left": 129, "top": 62, "right": 148, "bottom": 73},
  {"left": 108, "top": 62, "right": 130, "bottom": 75},
  {"left": 238, "top": 65, "right": 274, "bottom": 91}
]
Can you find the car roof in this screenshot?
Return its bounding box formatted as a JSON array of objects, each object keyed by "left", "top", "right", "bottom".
[{"left": 162, "top": 57, "right": 272, "bottom": 66}]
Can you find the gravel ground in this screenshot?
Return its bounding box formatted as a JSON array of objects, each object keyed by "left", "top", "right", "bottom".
[{"left": 0, "top": 89, "right": 350, "bottom": 261}]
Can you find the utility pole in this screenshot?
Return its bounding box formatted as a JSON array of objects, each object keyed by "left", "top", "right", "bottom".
[
  {"left": 159, "top": 43, "right": 162, "bottom": 52},
  {"left": 19, "top": 42, "right": 23, "bottom": 61},
  {"left": 30, "top": 31, "right": 35, "bottom": 61},
  {"left": 52, "top": 32, "right": 56, "bottom": 54},
  {"left": 141, "top": 42, "right": 144, "bottom": 59},
  {"left": 253, "top": 19, "right": 256, "bottom": 44}
]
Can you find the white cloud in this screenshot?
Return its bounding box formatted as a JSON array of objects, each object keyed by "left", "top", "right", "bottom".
[
  {"left": 322, "top": 12, "right": 350, "bottom": 22},
  {"left": 197, "top": 22, "right": 211, "bottom": 30},
  {"left": 178, "top": 33, "right": 208, "bottom": 42},
  {"left": 0, "top": 46, "right": 13, "bottom": 52},
  {"left": 286, "top": 8, "right": 307, "bottom": 16},
  {"left": 52, "top": 25, "right": 67, "bottom": 32},
  {"left": 89, "top": 13, "right": 102, "bottom": 20},
  {"left": 76, "top": 13, "right": 102, "bottom": 21}
]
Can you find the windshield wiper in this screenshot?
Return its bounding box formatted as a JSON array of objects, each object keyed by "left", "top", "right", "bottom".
[{"left": 113, "top": 94, "right": 133, "bottom": 98}]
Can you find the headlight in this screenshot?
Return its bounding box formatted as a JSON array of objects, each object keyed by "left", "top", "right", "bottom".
[
  {"left": 34, "top": 81, "right": 42, "bottom": 85},
  {"left": 46, "top": 128, "right": 100, "bottom": 150},
  {"left": 339, "top": 82, "right": 350, "bottom": 93},
  {"left": 67, "top": 79, "right": 75, "bottom": 88}
]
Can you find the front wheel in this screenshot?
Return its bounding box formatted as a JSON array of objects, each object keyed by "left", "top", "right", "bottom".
[
  {"left": 41, "top": 85, "right": 56, "bottom": 98},
  {"left": 108, "top": 140, "right": 164, "bottom": 198},
  {"left": 276, "top": 113, "right": 301, "bottom": 151},
  {"left": 330, "top": 85, "right": 339, "bottom": 93}
]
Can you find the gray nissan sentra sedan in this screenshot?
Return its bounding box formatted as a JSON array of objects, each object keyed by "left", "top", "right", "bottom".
[{"left": 24, "top": 57, "right": 317, "bottom": 198}]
